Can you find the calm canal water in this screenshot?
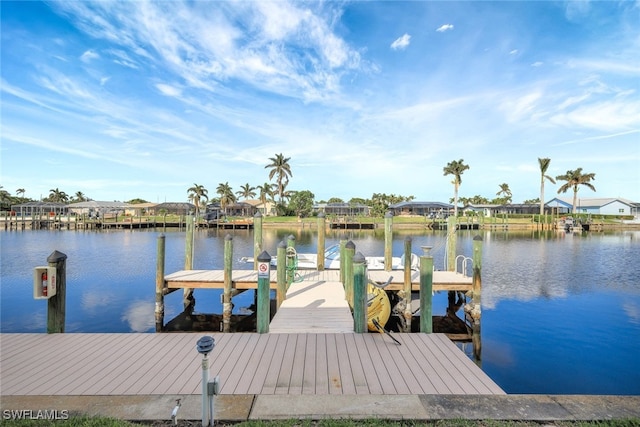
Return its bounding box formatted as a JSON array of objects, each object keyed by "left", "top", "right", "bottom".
[{"left": 1, "top": 227, "right": 639, "bottom": 395}]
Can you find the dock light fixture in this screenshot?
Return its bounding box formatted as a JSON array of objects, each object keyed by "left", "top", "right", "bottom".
[{"left": 196, "top": 336, "right": 216, "bottom": 426}]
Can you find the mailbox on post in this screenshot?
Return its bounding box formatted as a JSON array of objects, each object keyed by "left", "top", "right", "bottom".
[{"left": 33, "top": 266, "right": 57, "bottom": 299}]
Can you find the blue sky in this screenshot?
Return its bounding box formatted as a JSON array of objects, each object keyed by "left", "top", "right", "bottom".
[{"left": 1, "top": 1, "right": 639, "bottom": 204}]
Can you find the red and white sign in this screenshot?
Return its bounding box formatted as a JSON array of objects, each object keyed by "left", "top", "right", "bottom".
[{"left": 258, "top": 261, "right": 269, "bottom": 278}]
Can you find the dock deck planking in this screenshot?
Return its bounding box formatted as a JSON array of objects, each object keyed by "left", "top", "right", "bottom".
[
  {"left": 164, "top": 269, "right": 472, "bottom": 291},
  {"left": 1, "top": 333, "right": 503, "bottom": 396}
]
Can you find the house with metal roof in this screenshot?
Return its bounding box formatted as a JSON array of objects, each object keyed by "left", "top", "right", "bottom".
[
  {"left": 545, "top": 197, "right": 637, "bottom": 216},
  {"left": 314, "top": 202, "right": 371, "bottom": 216},
  {"left": 388, "top": 201, "right": 453, "bottom": 217}
]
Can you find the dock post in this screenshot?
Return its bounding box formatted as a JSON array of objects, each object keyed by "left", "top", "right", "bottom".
[
  {"left": 384, "top": 211, "right": 393, "bottom": 271},
  {"left": 402, "top": 237, "right": 412, "bottom": 332},
  {"left": 47, "top": 250, "right": 67, "bottom": 333},
  {"left": 276, "top": 241, "right": 286, "bottom": 308},
  {"left": 339, "top": 234, "right": 347, "bottom": 283},
  {"left": 344, "top": 241, "right": 355, "bottom": 307},
  {"left": 155, "top": 235, "right": 165, "bottom": 332},
  {"left": 183, "top": 214, "right": 195, "bottom": 310},
  {"left": 317, "top": 212, "right": 326, "bottom": 271},
  {"left": 353, "top": 252, "right": 367, "bottom": 333},
  {"left": 223, "top": 234, "right": 233, "bottom": 333},
  {"left": 256, "top": 250, "right": 271, "bottom": 334},
  {"left": 468, "top": 235, "right": 483, "bottom": 360},
  {"left": 446, "top": 216, "right": 457, "bottom": 271},
  {"left": 419, "top": 246, "right": 433, "bottom": 333},
  {"left": 253, "top": 212, "right": 263, "bottom": 270},
  {"left": 286, "top": 234, "right": 296, "bottom": 286}
]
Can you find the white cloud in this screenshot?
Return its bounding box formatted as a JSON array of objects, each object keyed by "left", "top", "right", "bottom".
[
  {"left": 390, "top": 34, "right": 411, "bottom": 50},
  {"left": 509, "top": 49, "right": 519, "bottom": 55},
  {"left": 436, "top": 24, "right": 454, "bottom": 32},
  {"left": 156, "top": 83, "right": 182, "bottom": 97},
  {"left": 80, "top": 49, "right": 99, "bottom": 62},
  {"left": 531, "top": 61, "right": 543, "bottom": 67}
]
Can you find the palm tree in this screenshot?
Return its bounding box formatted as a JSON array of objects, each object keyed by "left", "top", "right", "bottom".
[
  {"left": 443, "top": 159, "right": 470, "bottom": 217},
  {"left": 496, "top": 183, "right": 512, "bottom": 204},
  {"left": 265, "top": 153, "right": 292, "bottom": 204},
  {"left": 74, "top": 191, "right": 87, "bottom": 202},
  {"left": 236, "top": 183, "right": 256, "bottom": 200},
  {"left": 48, "top": 188, "right": 69, "bottom": 203},
  {"left": 555, "top": 168, "right": 596, "bottom": 214},
  {"left": 538, "top": 158, "right": 556, "bottom": 215},
  {"left": 187, "top": 183, "right": 209, "bottom": 218},
  {"left": 256, "top": 182, "right": 275, "bottom": 216},
  {"left": 16, "top": 188, "right": 26, "bottom": 201},
  {"left": 216, "top": 182, "right": 236, "bottom": 215}
]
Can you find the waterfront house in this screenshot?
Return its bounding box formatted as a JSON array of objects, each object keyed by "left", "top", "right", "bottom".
[
  {"left": 388, "top": 201, "right": 453, "bottom": 217},
  {"left": 545, "top": 197, "right": 638, "bottom": 216}
]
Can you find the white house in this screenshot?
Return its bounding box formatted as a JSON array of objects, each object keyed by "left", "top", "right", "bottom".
[{"left": 545, "top": 197, "right": 637, "bottom": 216}]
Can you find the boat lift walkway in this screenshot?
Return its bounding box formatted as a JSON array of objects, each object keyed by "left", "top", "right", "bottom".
[{"left": 269, "top": 277, "right": 354, "bottom": 333}]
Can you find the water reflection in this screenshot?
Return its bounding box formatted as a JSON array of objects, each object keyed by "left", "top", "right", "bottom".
[{"left": 121, "top": 300, "right": 155, "bottom": 332}]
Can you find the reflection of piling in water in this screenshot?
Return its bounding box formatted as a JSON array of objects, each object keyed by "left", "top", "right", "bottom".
[{"left": 465, "top": 235, "right": 483, "bottom": 361}]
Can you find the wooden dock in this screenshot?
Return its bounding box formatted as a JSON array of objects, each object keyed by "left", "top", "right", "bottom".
[
  {"left": 0, "top": 333, "right": 504, "bottom": 396},
  {"left": 165, "top": 269, "right": 472, "bottom": 292},
  {"left": 269, "top": 278, "right": 353, "bottom": 333}
]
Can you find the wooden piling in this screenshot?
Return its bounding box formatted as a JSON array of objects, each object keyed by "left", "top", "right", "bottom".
[
  {"left": 47, "top": 250, "right": 67, "bottom": 334},
  {"left": 353, "top": 252, "right": 367, "bottom": 333},
  {"left": 276, "top": 241, "right": 286, "bottom": 308},
  {"left": 317, "top": 212, "right": 326, "bottom": 271},
  {"left": 223, "top": 234, "right": 233, "bottom": 333},
  {"left": 256, "top": 250, "right": 271, "bottom": 334},
  {"left": 253, "top": 212, "right": 263, "bottom": 270},
  {"left": 339, "top": 235, "right": 347, "bottom": 284},
  {"left": 403, "top": 236, "right": 412, "bottom": 332},
  {"left": 286, "top": 234, "right": 296, "bottom": 287},
  {"left": 344, "top": 241, "right": 355, "bottom": 307},
  {"left": 470, "top": 235, "right": 483, "bottom": 360},
  {"left": 419, "top": 248, "right": 433, "bottom": 333},
  {"left": 446, "top": 216, "right": 457, "bottom": 271},
  {"left": 183, "top": 214, "right": 195, "bottom": 309},
  {"left": 155, "top": 235, "right": 165, "bottom": 332},
  {"left": 384, "top": 211, "right": 393, "bottom": 271}
]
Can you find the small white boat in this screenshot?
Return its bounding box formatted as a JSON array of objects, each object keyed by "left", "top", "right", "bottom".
[{"left": 241, "top": 244, "right": 419, "bottom": 270}]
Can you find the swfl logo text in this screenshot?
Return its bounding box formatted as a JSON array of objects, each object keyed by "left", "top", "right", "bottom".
[{"left": 2, "top": 409, "right": 69, "bottom": 420}]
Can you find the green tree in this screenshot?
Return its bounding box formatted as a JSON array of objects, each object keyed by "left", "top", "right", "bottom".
[
  {"left": 236, "top": 183, "right": 256, "bottom": 200},
  {"left": 256, "top": 182, "right": 275, "bottom": 216},
  {"left": 443, "top": 159, "right": 470, "bottom": 217},
  {"left": 538, "top": 157, "right": 556, "bottom": 215},
  {"left": 327, "top": 197, "right": 344, "bottom": 203},
  {"left": 0, "top": 186, "right": 12, "bottom": 210},
  {"left": 495, "top": 183, "right": 512, "bottom": 204},
  {"left": 16, "top": 188, "right": 26, "bottom": 201},
  {"left": 187, "top": 183, "right": 209, "bottom": 218},
  {"left": 288, "top": 190, "right": 315, "bottom": 218},
  {"left": 216, "top": 182, "right": 236, "bottom": 214},
  {"left": 555, "top": 168, "right": 596, "bottom": 214},
  {"left": 368, "top": 193, "right": 414, "bottom": 217},
  {"left": 73, "top": 191, "right": 88, "bottom": 202},
  {"left": 265, "top": 153, "right": 292, "bottom": 204},
  {"left": 48, "top": 188, "right": 69, "bottom": 203},
  {"left": 127, "top": 198, "right": 149, "bottom": 204}
]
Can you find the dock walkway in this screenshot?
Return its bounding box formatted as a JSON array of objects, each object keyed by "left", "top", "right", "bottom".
[
  {"left": 0, "top": 333, "right": 503, "bottom": 397},
  {"left": 269, "top": 278, "right": 353, "bottom": 333},
  {"left": 165, "top": 268, "right": 472, "bottom": 291}
]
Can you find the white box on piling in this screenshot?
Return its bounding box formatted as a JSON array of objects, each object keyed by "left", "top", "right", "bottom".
[{"left": 33, "top": 266, "right": 56, "bottom": 299}]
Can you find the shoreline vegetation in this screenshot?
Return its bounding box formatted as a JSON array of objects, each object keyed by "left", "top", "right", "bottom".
[{"left": 2, "top": 213, "right": 639, "bottom": 231}]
